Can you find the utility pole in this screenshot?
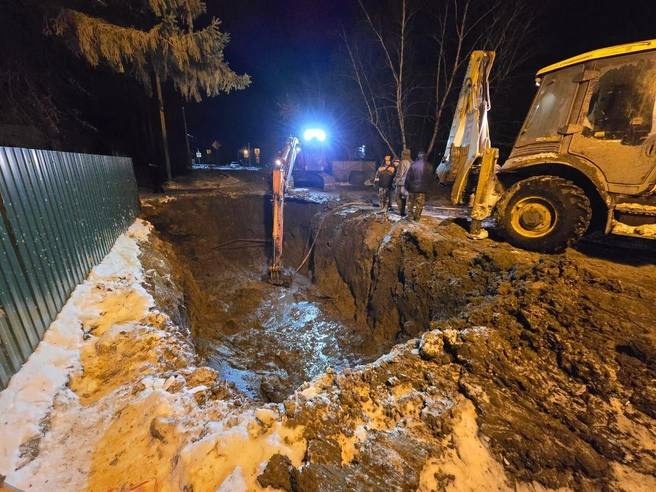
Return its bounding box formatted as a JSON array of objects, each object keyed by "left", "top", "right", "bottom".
[
  {"left": 154, "top": 72, "right": 172, "bottom": 181},
  {"left": 181, "top": 106, "right": 192, "bottom": 171}
]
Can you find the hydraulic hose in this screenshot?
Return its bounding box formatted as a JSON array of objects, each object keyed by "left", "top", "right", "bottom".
[{"left": 295, "top": 201, "right": 371, "bottom": 273}]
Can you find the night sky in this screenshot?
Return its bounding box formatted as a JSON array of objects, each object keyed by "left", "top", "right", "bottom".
[
  {"left": 186, "top": 0, "right": 356, "bottom": 161},
  {"left": 183, "top": 0, "right": 656, "bottom": 162},
  {"left": 2, "top": 0, "right": 655, "bottom": 170}
]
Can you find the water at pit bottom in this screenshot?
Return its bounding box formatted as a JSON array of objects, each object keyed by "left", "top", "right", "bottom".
[{"left": 199, "top": 275, "right": 371, "bottom": 402}]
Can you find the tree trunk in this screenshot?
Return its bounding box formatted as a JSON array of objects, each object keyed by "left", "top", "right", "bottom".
[{"left": 154, "top": 72, "right": 172, "bottom": 181}]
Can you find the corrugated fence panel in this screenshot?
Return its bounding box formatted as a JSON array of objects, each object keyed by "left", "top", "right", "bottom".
[{"left": 0, "top": 147, "right": 139, "bottom": 388}]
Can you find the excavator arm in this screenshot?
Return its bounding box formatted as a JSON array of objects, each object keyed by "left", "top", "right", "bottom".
[
  {"left": 436, "top": 50, "right": 501, "bottom": 237},
  {"left": 270, "top": 137, "right": 300, "bottom": 284}
]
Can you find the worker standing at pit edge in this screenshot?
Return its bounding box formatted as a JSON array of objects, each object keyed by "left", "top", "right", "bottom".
[
  {"left": 374, "top": 155, "right": 396, "bottom": 214},
  {"left": 394, "top": 148, "right": 412, "bottom": 217},
  {"left": 405, "top": 151, "right": 432, "bottom": 221}
]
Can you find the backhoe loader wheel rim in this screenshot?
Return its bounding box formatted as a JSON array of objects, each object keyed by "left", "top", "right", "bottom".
[{"left": 509, "top": 197, "right": 557, "bottom": 238}]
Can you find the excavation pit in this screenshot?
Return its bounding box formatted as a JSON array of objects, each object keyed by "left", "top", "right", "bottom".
[
  {"left": 5, "top": 171, "right": 655, "bottom": 490},
  {"left": 140, "top": 178, "right": 656, "bottom": 490},
  {"left": 141, "top": 189, "right": 388, "bottom": 402}
]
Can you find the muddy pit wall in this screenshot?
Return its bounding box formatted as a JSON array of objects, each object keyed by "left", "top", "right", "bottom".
[
  {"left": 140, "top": 194, "right": 325, "bottom": 340},
  {"left": 142, "top": 194, "right": 322, "bottom": 276},
  {"left": 141, "top": 194, "right": 508, "bottom": 354},
  {"left": 139, "top": 232, "right": 204, "bottom": 350},
  {"left": 139, "top": 195, "right": 656, "bottom": 489},
  {"left": 308, "top": 211, "right": 505, "bottom": 350}
]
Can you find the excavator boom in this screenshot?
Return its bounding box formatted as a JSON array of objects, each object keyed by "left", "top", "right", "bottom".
[
  {"left": 436, "top": 50, "right": 501, "bottom": 237},
  {"left": 270, "top": 137, "right": 300, "bottom": 284}
]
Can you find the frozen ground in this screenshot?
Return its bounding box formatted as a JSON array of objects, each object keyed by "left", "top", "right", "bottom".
[
  {"left": 0, "top": 215, "right": 517, "bottom": 491},
  {"left": 1, "top": 171, "right": 655, "bottom": 491}
]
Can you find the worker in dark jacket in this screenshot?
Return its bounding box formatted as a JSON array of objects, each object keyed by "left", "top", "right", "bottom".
[
  {"left": 374, "top": 155, "right": 396, "bottom": 213},
  {"left": 405, "top": 151, "right": 432, "bottom": 220},
  {"left": 394, "top": 148, "right": 412, "bottom": 216}
]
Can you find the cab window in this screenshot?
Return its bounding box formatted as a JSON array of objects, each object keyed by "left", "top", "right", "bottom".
[
  {"left": 582, "top": 57, "right": 656, "bottom": 145},
  {"left": 517, "top": 65, "right": 581, "bottom": 146}
]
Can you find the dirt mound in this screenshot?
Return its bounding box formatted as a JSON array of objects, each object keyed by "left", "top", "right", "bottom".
[
  {"left": 139, "top": 190, "right": 655, "bottom": 490},
  {"left": 280, "top": 208, "right": 656, "bottom": 490}
]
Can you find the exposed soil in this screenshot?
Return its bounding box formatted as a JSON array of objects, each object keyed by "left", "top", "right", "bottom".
[
  {"left": 139, "top": 171, "right": 656, "bottom": 491},
  {"left": 141, "top": 191, "right": 379, "bottom": 402},
  {"left": 3, "top": 171, "right": 655, "bottom": 491},
  {"left": 286, "top": 212, "right": 656, "bottom": 490}
]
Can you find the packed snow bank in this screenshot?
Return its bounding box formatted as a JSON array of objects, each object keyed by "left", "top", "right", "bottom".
[
  {"left": 0, "top": 220, "right": 153, "bottom": 477},
  {"left": 0, "top": 219, "right": 308, "bottom": 491}
]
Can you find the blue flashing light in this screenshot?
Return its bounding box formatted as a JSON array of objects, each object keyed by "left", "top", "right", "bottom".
[{"left": 303, "top": 128, "right": 327, "bottom": 142}]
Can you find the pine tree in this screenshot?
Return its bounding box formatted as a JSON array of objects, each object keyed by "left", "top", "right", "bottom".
[{"left": 48, "top": 0, "right": 251, "bottom": 179}]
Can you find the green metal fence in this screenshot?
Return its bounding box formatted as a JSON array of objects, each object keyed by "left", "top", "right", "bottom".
[{"left": 0, "top": 147, "right": 139, "bottom": 388}]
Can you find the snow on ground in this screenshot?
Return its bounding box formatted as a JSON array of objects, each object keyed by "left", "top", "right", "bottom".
[
  {"left": 0, "top": 213, "right": 582, "bottom": 491},
  {"left": 0, "top": 220, "right": 153, "bottom": 478},
  {"left": 0, "top": 219, "right": 307, "bottom": 491}
]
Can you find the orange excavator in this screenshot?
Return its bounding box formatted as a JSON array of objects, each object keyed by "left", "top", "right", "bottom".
[
  {"left": 268, "top": 131, "right": 376, "bottom": 283},
  {"left": 269, "top": 137, "right": 301, "bottom": 285}
]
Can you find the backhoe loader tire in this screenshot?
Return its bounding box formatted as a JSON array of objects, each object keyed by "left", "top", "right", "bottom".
[{"left": 495, "top": 176, "right": 592, "bottom": 253}]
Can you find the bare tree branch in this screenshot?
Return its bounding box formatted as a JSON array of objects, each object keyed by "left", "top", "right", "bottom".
[
  {"left": 342, "top": 29, "right": 396, "bottom": 155},
  {"left": 344, "top": 0, "right": 536, "bottom": 159}
]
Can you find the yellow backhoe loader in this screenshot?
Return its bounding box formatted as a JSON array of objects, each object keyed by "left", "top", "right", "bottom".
[{"left": 438, "top": 40, "right": 656, "bottom": 252}]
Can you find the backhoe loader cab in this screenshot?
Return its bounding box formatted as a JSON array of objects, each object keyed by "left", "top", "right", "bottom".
[{"left": 441, "top": 41, "right": 656, "bottom": 252}]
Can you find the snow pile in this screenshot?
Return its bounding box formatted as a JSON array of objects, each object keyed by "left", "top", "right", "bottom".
[
  {"left": 417, "top": 399, "right": 511, "bottom": 491},
  {"left": 0, "top": 219, "right": 307, "bottom": 491},
  {"left": 0, "top": 220, "right": 152, "bottom": 476}
]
